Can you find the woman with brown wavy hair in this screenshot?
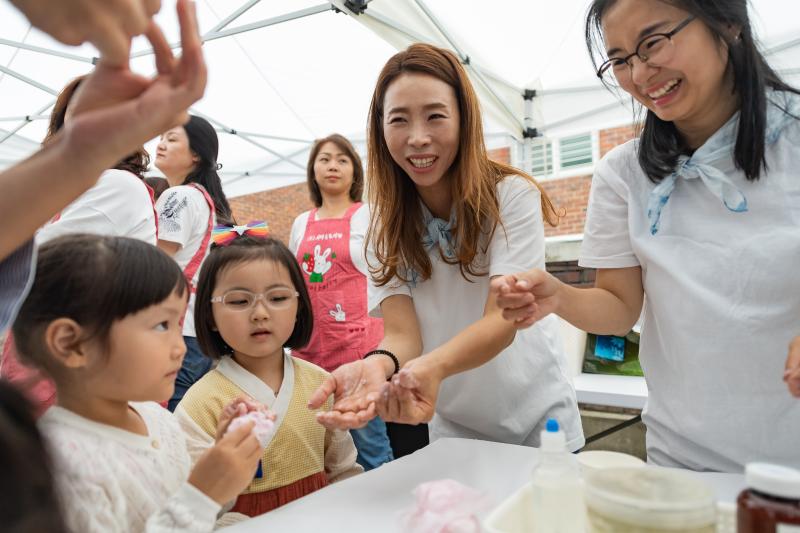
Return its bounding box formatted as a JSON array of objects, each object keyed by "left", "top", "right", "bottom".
[
  {"left": 309, "top": 43, "right": 583, "bottom": 450},
  {"left": 0, "top": 74, "right": 158, "bottom": 415}
]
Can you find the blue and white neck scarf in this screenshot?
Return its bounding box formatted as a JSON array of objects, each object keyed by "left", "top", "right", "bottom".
[
  {"left": 646, "top": 90, "right": 799, "bottom": 235},
  {"left": 421, "top": 204, "right": 457, "bottom": 260},
  {"left": 404, "top": 204, "right": 457, "bottom": 288}
]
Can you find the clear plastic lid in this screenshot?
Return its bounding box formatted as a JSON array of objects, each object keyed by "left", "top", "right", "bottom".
[
  {"left": 746, "top": 463, "right": 800, "bottom": 499},
  {"left": 585, "top": 467, "right": 716, "bottom": 529}
]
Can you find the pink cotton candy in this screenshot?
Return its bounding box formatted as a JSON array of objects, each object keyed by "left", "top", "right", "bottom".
[
  {"left": 400, "top": 479, "right": 492, "bottom": 533},
  {"left": 226, "top": 410, "right": 275, "bottom": 448}
]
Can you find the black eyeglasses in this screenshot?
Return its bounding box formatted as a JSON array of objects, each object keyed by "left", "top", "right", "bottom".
[{"left": 596, "top": 16, "right": 696, "bottom": 83}]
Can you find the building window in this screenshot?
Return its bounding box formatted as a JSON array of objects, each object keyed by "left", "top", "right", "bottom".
[
  {"left": 559, "top": 133, "right": 593, "bottom": 170},
  {"left": 531, "top": 138, "right": 553, "bottom": 176}
]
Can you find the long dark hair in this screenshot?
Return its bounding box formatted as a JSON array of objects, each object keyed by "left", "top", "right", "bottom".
[
  {"left": 12, "top": 235, "right": 187, "bottom": 379},
  {"left": 45, "top": 75, "right": 150, "bottom": 179},
  {"left": 0, "top": 380, "right": 69, "bottom": 533},
  {"left": 182, "top": 116, "right": 234, "bottom": 225},
  {"left": 306, "top": 134, "right": 364, "bottom": 208},
  {"left": 585, "top": 0, "right": 800, "bottom": 183},
  {"left": 194, "top": 236, "right": 313, "bottom": 358}
]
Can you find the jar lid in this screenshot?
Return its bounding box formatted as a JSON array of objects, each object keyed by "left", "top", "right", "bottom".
[
  {"left": 585, "top": 467, "right": 716, "bottom": 529},
  {"left": 746, "top": 463, "right": 800, "bottom": 499}
]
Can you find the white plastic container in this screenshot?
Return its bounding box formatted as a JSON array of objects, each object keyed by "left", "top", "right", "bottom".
[
  {"left": 530, "top": 418, "right": 587, "bottom": 533},
  {"left": 584, "top": 467, "right": 716, "bottom": 532},
  {"left": 577, "top": 450, "right": 644, "bottom": 476}
]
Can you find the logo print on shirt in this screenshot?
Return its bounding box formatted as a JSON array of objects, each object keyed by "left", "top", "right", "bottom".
[
  {"left": 159, "top": 191, "right": 188, "bottom": 233},
  {"left": 301, "top": 244, "right": 335, "bottom": 283}
]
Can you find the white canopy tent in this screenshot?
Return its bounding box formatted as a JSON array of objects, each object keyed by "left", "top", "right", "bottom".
[{"left": 0, "top": 0, "right": 798, "bottom": 198}]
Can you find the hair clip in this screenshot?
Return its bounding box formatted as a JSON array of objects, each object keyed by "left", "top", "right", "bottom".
[{"left": 211, "top": 221, "right": 269, "bottom": 246}]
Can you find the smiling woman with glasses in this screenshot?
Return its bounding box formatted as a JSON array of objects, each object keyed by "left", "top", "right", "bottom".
[
  {"left": 494, "top": 0, "right": 800, "bottom": 474},
  {"left": 596, "top": 15, "right": 695, "bottom": 83}
]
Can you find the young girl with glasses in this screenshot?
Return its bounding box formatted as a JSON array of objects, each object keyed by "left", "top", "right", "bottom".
[
  {"left": 11, "top": 234, "right": 264, "bottom": 532},
  {"left": 496, "top": 0, "right": 800, "bottom": 472},
  {"left": 175, "top": 227, "right": 361, "bottom": 517}
]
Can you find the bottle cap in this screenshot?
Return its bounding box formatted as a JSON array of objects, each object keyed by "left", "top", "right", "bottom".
[
  {"left": 746, "top": 463, "right": 800, "bottom": 499},
  {"left": 540, "top": 418, "right": 565, "bottom": 452}
]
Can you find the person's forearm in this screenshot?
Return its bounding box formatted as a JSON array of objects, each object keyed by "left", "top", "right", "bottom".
[
  {"left": 556, "top": 283, "right": 640, "bottom": 336},
  {"left": 372, "top": 329, "right": 424, "bottom": 379},
  {"left": 0, "top": 133, "right": 106, "bottom": 259},
  {"left": 424, "top": 310, "right": 516, "bottom": 380}
]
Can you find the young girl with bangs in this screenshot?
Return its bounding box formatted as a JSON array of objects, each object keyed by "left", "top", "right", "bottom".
[
  {"left": 176, "top": 229, "right": 361, "bottom": 517},
  {"left": 309, "top": 43, "right": 583, "bottom": 451},
  {"left": 12, "top": 234, "right": 264, "bottom": 532}
]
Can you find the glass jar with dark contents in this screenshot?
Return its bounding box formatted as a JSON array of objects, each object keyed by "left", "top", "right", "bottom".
[{"left": 738, "top": 463, "right": 800, "bottom": 533}]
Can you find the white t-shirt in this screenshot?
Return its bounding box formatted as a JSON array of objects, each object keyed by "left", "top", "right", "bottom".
[
  {"left": 288, "top": 203, "right": 370, "bottom": 276},
  {"left": 156, "top": 185, "right": 215, "bottom": 337},
  {"left": 580, "top": 115, "right": 800, "bottom": 472},
  {"left": 36, "top": 169, "right": 157, "bottom": 245},
  {"left": 39, "top": 402, "right": 221, "bottom": 533},
  {"left": 369, "top": 176, "right": 584, "bottom": 449}
]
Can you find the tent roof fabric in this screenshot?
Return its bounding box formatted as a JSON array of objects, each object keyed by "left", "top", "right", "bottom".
[{"left": 0, "top": 0, "right": 798, "bottom": 197}]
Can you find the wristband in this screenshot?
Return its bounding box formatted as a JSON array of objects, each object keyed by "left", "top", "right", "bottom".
[{"left": 363, "top": 349, "right": 400, "bottom": 377}]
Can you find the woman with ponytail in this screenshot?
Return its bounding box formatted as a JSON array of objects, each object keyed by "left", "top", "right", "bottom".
[
  {"left": 495, "top": 0, "right": 800, "bottom": 472},
  {"left": 155, "top": 115, "right": 234, "bottom": 409}
]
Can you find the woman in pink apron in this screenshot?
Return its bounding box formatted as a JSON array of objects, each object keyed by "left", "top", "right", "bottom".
[
  {"left": 288, "top": 134, "right": 393, "bottom": 470},
  {"left": 154, "top": 115, "right": 234, "bottom": 410},
  {"left": 0, "top": 75, "right": 158, "bottom": 415}
]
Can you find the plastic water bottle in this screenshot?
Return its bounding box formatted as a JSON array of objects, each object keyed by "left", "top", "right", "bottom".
[{"left": 530, "top": 418, "right": 587, "bottom": 532}]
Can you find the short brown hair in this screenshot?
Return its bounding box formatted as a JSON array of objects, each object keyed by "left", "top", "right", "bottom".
[{"left": 305, "top": 134, "right": 364, "bottom": 207}]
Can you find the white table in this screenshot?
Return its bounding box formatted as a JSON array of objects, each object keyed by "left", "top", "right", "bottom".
[
  {"left": 573, "top": 373, "right": 648, "bottom": 410},
  {"left": 224, "top": 438, "right": 745, "bottom": 533}
]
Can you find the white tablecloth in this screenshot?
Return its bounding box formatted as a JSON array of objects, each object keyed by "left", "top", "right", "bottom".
[{"left": 223, "top": 438, "right": 745, "bottom": 532}]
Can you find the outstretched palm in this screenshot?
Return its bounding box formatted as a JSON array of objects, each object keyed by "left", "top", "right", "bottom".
[{"left": 309, "top": 358, "right": 388, "bottom": 430}]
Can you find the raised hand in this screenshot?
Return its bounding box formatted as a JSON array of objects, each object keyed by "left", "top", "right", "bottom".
[
  {"left": 491, "top": 269, "right": 562, "bottom": 329},
  {"left": 308, "top": 356, "right": 391, "bottom": 430},
  {"left": 63, "top": 0, "right": 206, "bottom": 169},
  {"left": 9, "top": 0, "right": 161, "bottom": 66},
  {"left": 786, "top": 336, "right": 800, "bottom": 398}
]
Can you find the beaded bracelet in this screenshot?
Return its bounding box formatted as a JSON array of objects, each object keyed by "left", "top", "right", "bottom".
[{"left": 363, "top": 349, "right": 400, "bottom": 377}]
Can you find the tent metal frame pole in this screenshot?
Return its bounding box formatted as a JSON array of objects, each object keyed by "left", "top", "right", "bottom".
[
  {"left": 537, "top": 85, "right": 608, "bottom": 96},
  {"left": 192, "top": 111, "right": 306, "bottom": 170},
  {"left": 131, "top": 3, "right": 331, "bottom": 57},
  {"left": 0, "top": 114, "right": 49, "bottom": 122},
  {"left": 0, "top": 38, "right": 94, "bottom": 63},
  {"left": 0, "top": 65, "right": 58, "bottom": 95},
  {"left": 410, "top": 0, "right": 524, "bottom": 132},
  {"left": 220, "top": 171, "right": 305, "bottom": 178},
  {"left": 231, "top": 131, "right": 313, "bottom": 144},
  {"left": 224, "top": 144, "right": 311, "bottom": 186},
  {"left": 359, "top": 11, "right": 522, "bottom": 94},
  {"left": 204, "top": 4, "right": 332, "bottom": 42},
  {"left": 766, "top": 37, "right": 800, "bottom": 56},
  {"left": 207, "top": 0, "right": 263, "bottom": 34},
  {"left": 543, "top": 100, "right": 628, "bottom": 132},
  {"left": 0, "top": 100, "right": 55, "bottom": 144}
]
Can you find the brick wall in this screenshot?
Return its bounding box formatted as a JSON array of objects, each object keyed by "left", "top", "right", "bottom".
[
  {"left": 599, "top": 124, "right": 638, "bottom": 157},
  {"left": 229, "top": 182, "right": 313, "bottom": 245},
  {"left": 541, "top": 175, "right": 592, "bottom": 237},
  {"left": 547, "top": 260, "right": 596, "bottom": 288}
]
